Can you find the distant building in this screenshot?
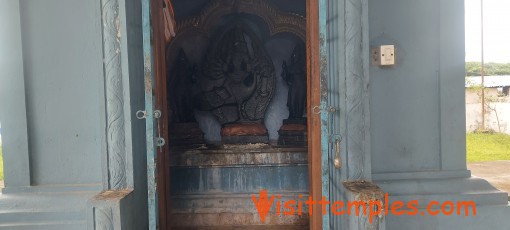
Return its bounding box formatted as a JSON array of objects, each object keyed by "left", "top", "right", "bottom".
[
  {"left": 465, "top": 76, "right": 510, "bottom": 133},
  {"left": 466, "top": 75, "right": 510, "bottom": 92}
]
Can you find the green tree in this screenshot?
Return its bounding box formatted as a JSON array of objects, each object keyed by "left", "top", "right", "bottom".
[{"left": 466, "top": 62, "right": 510, "bottom": 76}]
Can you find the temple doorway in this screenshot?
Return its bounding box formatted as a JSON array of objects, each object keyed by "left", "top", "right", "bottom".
[{"left": 150, "top": 0, "right": 318, "bottom": 228}]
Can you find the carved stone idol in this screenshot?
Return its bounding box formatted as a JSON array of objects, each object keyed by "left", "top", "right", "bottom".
[
  {"left": 278, "top": 43, "right": 307, "bottom": 147},
  {"left": 197, "top": 25, "right": 276, "bottom": 125},
  {"left": 282, "top": 43, "right": 307, "bottom": 120},
  {"left": 168, "top": 48, "right": 197, "bottom": 123}
]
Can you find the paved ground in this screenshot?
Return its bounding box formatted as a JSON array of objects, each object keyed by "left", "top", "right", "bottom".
[{"left": 468, "top": 160, "right": 510, "bottom": 194}]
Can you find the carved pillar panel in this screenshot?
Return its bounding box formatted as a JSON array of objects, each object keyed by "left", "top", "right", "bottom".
[
  {"left": 344, "top": 0, "right": 371, "bottom": 181},
  {"left": 100, "top": 0, "right": 128, "bottom": 190},
  {"left": 326, "top": 0, "right": 380, "bottom": 229},
  {"left": 88, "top": 0, "right": 133, "bottom": 229}
]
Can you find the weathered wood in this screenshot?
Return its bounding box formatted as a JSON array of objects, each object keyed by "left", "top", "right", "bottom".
[
  {"left": 142, "top": 0, "right": 160, "bottom": 229},
  {"left": 306, "top": 0, "right": 324, "bottom": 229},
  {"left": 149, "top": 0, "right": 170, "bottom": 228}
]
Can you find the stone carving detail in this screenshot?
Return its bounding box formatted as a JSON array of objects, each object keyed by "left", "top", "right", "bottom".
[
  {"left": 101, "top": 0, "right": 127, "bottom": 190},
  {"left": 174, "top": 0, "right": 306, "bottom": 41},
  {"left": 94, "top": 207, "right": 114, "bottom": 230},
  {"left": 282, "top": 43, "right": 307, "bottom": 120},
  {"left": 196, "top": 25, "right": 276, "bottom": 124},
  {"left": 345, "top": 0, "right": 370, "bottom": 181},
  {"left": 168, "top": 49, "right": 197, "bottom": 123}
]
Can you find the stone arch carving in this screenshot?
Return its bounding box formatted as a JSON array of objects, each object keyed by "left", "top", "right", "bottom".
[{"left": 173, "top": 0, "right": 306, "bottom": 41}]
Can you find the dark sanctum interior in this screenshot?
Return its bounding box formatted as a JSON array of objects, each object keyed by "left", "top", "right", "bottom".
[{"left": 164, "top": 0, "right": 309, "bottom": 228}]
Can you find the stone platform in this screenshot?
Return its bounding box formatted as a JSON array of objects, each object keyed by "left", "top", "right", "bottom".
[{"left": 168, "top": 144, "right": 309, "bottom": 228}]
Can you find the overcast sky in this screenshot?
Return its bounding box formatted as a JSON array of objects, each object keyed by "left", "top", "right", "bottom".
[{"left": 465, "top": 0, "right": 510, "bottom": 63}]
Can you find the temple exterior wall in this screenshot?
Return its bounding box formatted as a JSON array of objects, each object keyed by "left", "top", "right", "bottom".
[{"left": 0, "top": 0, "right": 509, "bottom": 229}]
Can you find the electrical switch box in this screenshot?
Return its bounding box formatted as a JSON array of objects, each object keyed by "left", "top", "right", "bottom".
[{"left": 371, "top": 45, "right": 396, "bottom": 66}]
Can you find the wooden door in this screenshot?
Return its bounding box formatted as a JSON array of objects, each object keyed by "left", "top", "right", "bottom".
[{"left": 142, "top": 0, "right": 170, "bottom": 229}]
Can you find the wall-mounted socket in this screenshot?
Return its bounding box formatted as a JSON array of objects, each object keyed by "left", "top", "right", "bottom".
[{"left": 371, "top": 45, "right": 396, "bottom": 66}]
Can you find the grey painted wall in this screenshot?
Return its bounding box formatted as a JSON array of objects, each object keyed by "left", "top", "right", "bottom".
[
  {"left": 369, "top": 0, "right": 466, "bottom": 174},
  {"left": 1, "top": 0, "right": 149, "bottom": 228},
  {"left": 0, "top": 0, "right": 31, "bottom": 187},
  {"left": 19, "top": 0, "right": 104, "bottom": 185}
]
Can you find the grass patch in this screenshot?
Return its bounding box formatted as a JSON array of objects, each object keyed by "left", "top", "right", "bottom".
[{"left": 467, "top": 133, "right": 510, "bottom": 163}]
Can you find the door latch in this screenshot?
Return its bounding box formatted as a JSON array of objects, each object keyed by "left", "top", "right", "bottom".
[
  {"left": 153, "top": 110, "right": 166, "bottom": 151},
  {"left": 136, "top": 110, "right": 166, "bottom": 151},
  {"left": 327, "top": 106, "right": 342, "bottom": 169},
  {"left": 333, "top": 138, "right": 342, "bottom": 169}
]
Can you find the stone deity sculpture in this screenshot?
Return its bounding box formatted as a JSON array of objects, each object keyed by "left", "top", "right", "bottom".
[
  {"left": 196, "top": 25, "right": 276, "bottom": 125},
  {"left": 282, "top": 43, "right": 307, "bottom": 120}
]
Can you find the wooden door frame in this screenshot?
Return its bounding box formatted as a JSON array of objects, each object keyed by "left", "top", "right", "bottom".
[
  {"left": 150, "top": 0, "right": 170, "bottom": 229},
  {"left": 306, "top": 0, "right": 324, "bottom": 229},
  {"left": 151, "top": 0, "right": 324, "bottom": 229}
]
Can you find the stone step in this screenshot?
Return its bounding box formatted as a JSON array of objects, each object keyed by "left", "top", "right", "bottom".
[
  {"left": 0, "top": 190, "right": 96, "bottom": 230},
  {"left": 0, "top": 210, "right": 85, "bottom": 230},
  {"left": 170, "top": 165, "right": 309, "bottom": 195},
  {"left": 0, "top": 210, "right": 83, "bottom": 224},
  {"left": 168, "top": 213, "right": 309, "bottom": 228},
  {"left": 168, "top": 145, "right": 310, "bottom": 228},
  {"left": 169, "top": 193, "right": 310, "bottom": 228},
  {"left": 169, "top": 145, "right": 308, "bottom": 194},
  {"left": 0, "top": 221, "right": 85, "bottom": 230},
  {"left": 171, "top": 193, "right": 310, "bottom": 214},
  {"left": 170, "top": 144, "right": 308, "bottom": 167},
  {"left": 376, "top": 177, "right": 510, "bottom": 206}
]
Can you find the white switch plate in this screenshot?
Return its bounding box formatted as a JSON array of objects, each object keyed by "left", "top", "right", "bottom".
[{"left": 371, "top": 45, "right": 395, "bottom": 66}]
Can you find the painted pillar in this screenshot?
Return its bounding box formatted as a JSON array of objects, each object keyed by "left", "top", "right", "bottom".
[
  {"left": 0, "top": 0, "right": 31, "bottom": 188},
  {"left": 324, "top": 0, "right": 384, "bottom": 229}
]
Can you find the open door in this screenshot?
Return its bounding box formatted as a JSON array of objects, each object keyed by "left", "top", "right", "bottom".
[
  {"left": 142, "top": 0, "right": 169, "bottom": 229},
  {"left": 143, "top": 0, "right": 173, "bottom": 229}
]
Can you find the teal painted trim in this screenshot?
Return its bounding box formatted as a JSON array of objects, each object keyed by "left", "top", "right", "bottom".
[
  {"left": 319, "top": 0, "right": 330, "bottom": 229},
  {"left": 326, "top": 0, "right": 346, "bottom": 228},
  {"left": 141, "top": 0, "right": 158, "bottom": 229}
]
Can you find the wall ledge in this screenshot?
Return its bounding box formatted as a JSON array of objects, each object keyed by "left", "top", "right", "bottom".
[
  {"left": 374, "top": 175, "right": 508, "bottom": 206},
  {"left": 372, "top": 170, "right": 471, "bottom": 181},
  {"left": 1, "top": 184, "right": 102, "bottom": 194},
  {"left": 87, "top": 189, "right": 134, "bottom": 230}
]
